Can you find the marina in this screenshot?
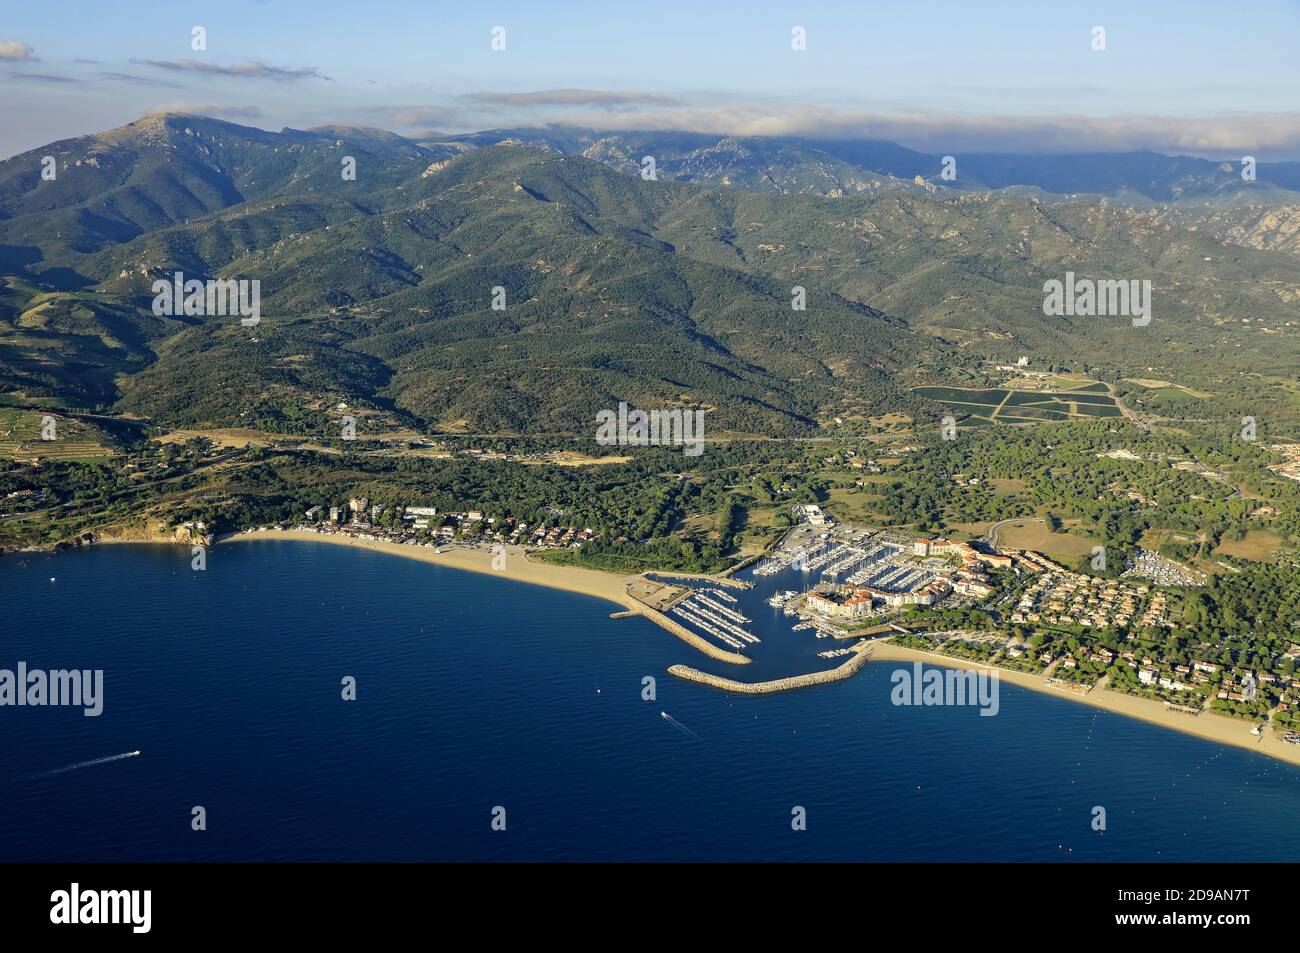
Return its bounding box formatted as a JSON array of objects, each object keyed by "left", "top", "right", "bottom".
[
  {"left": 649, "top": 523, "right": 924, "bottom": 675},
  {"left": 817, "top": 647, "right": 858, "bottom": 659},
  {"left": 670, "top": 592, "right": 760, "bottom": 650},
  {"left": 670, "top": 605, "right": 744, "bottom": 649},
  {"left": 766, "top": 589, "right": 800, "bottom": 608}
]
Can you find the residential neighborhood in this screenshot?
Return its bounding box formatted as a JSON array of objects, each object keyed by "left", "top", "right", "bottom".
[{"left": 293, "top": 497, "right": 599, "bottom": 551}]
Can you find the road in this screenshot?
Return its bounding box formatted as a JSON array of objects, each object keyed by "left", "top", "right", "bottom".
[
  {"left": 1103, "top": 382, "right": 1150, "bottom": 433},
  {"left": 985, "top": 517, "right": 1047, "bottom": 548},
  {"left": 0, "top": 446, "right": 246, "bottom": 524}
]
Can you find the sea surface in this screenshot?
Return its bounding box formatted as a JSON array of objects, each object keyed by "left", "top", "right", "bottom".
[{"left": 3, "top": 540, "right": 1300, "bottom": 862}]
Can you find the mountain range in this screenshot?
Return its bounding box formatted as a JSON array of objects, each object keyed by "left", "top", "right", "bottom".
[
  {"left": 1, "top": 114, "right": 1298, "bottom": 436},
  {"left": 429, "top": 125, "right": 1300, "bottom": 203}
]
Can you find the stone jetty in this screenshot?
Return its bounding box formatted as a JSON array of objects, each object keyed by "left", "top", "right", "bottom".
[{"left": 667, "top": 646, "right": 872, "bottom": 693}]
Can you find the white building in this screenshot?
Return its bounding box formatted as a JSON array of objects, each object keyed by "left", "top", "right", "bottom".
[{"left": 799, "top": 504, "right": 826, "bottom": 526}]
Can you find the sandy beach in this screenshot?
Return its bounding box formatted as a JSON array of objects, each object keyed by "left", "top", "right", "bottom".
[
  {"left": 871, "top": 641, "right": 1300, "bottom": 767},
  {"left": 220, "top": 530, "right": 755, "bottom": 665},
  {"left": 220, "top": 528, "right": 639, "bottom": 608}
]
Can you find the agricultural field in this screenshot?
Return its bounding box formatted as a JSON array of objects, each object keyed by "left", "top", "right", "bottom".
[
  {"left": 1044, "top": 378, "right": 1110, "bottom": 394},
  {"left": 1125, "top": 378, "right": 1213, "bottom": 399},
  {"left": 0, "top": 408, "right": 115, "bottom": 462},
  {"left": 914, "top": 385, "right": 1124, "bottom": 424},
  {"left": 1003, "top": 372, "right": 1111, "bottom": 394},
  {"left": 1215, "top": 530, "right": 1285, "bottom": 562}
]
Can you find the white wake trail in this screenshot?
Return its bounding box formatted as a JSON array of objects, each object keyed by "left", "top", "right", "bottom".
[
  {"left": 21, "top": 750, "right": 140, "bottom": 781},
  {"left": 660, "top": 711, "right": 702, "bottom": 742}
]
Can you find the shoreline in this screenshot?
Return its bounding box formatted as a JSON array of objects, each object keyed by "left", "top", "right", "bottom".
[
  {"left": 29, "top": 530, "right": 1300, "bottom": 767},
  {"left": 217, "top": 529, "right": 749, "bottom": 665},
  {"left": 870, "top": 642, "right": 1300, "bottom": 767},
  {"left": 219, "top": 529, "right": 638, "bottom": 608}
]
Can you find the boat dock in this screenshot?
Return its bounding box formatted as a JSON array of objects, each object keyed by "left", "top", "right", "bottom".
[{"left": 671, "top": 593, "right": 760, "bottom": 648}]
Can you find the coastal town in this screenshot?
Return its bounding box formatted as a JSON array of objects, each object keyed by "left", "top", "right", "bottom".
[
  {"left": 650, "top": 506, "right": 1300, "bottom": 750},
  {"left": 5, "top": 397, "right": 1300, "bottom": 768},
  {"left": 291, "top": 497, "right": 599, "bottom": 551},
  {"left": 217, "top": 494, "right": 1300, "bottom": 750},
  {"left": 783, "top": 524, "right": 1300, "bottom": 744},
  {"left": 8, "top": 3, "right": 1300, "bottom": 880}
]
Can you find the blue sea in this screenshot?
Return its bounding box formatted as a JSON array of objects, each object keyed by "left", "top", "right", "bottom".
[{"left": 3, "top": 539, "right": 1300, "bottom": 862}]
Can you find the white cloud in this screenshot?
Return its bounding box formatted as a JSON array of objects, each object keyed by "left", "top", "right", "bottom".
[
  {"left": 466, "top": 89, "right": 679, "bottom": 108},
  {"left": 536, "top": 102, "right": 1300, "bottom": 157},
  {"left": 0, "top": 40, "right": 33, "bottom": 60},
  {"left": 148, "top": 102, "right": 264, "bottom": 120},
  {"left": 389, "top": 106, "right": 453, "bottom": 127},
  {"left": 135, "top": 59, "right": 331, "bottom": 81}
]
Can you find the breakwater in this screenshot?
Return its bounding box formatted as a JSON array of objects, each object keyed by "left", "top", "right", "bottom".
[
  {"left": 667, "top": 646, "right": 872, "bottom": 693},
  {"left": 633, "top": 606, "right": 751, "bottom": 665},
  {"left": 646, "top": 570, "right": 753, "bottom": 590}
]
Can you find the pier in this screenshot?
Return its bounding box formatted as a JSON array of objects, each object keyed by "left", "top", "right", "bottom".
[
  {"left": 672, "top": 604, "right": 745, "bottom": 649},
  {"left": 671, "top": 600, "right": 758, "bottom": 648},
  {"left": 799, "top": 543, "right": 842, "bottom": 573},
  {"left": 824, "top": 546, "right": 871, "bottom": 577},
  {"left": 631, "top": 605, "right": 750, "bottom": 665}
]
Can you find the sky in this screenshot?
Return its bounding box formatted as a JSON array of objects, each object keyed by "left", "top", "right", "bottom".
[{"left": 2, "top": 0, "right": 1300, "bottom": 159}]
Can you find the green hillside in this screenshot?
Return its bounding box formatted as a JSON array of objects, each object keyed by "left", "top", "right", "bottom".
[{"left": 2, "top": 115, "right": 1299, "bottom": 440}]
